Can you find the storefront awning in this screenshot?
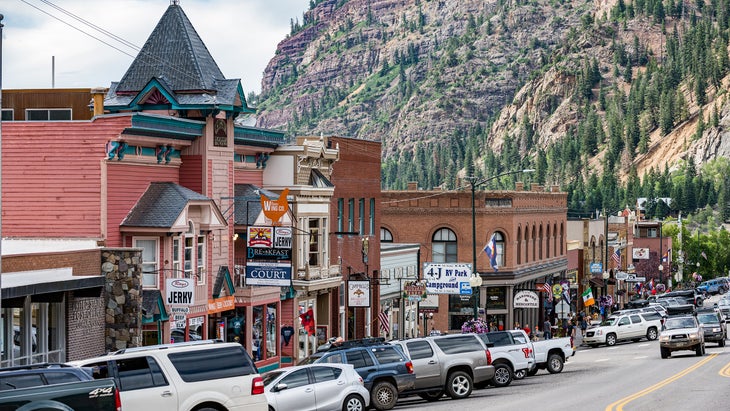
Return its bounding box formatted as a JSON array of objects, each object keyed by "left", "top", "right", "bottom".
[
  {"left": 589, "top": 277, "right": 605, "bottom": 287},
  {"left": 1, "top": 268, "right": 104, "bottom": 300},
  {"left": 142, "top": 289, "right": 169, "bottom": 324}
]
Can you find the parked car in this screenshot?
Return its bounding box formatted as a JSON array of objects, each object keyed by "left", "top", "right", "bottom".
[
  {"left": 522, "top": 330, "right": 574, "bottom": 375},
  {"left": 69, "top": 340, "right": 267, "bottom": 411},
  {"left": 696, "top": 308, "right": 726, "bottom": 346},
  {"left": 262, "top": 363, "right": 369, "bottom": 411},
  {"left": 659, "top": 308, "right": 705, "bottom": 358},
  {"left": 583, "top": 312, "right": 662, "bottom": 347},
  {"left": 299, "top": 338, "right": 415, "bottom": 411},
  {"left": 697, "top": 278, "right": 729, "bottom": 295},
  {"left": 716, "top": 296, "right": 730, "bottom": 321},
  {"left": 391, "top": 333, "right": 495, "bottom": 401},
  {"left": 0, "top": 363, "right": 120, "bottom": 411},
  {"left": 660, "top": 289, "right": 705, "bottom": 307},
  {"left": 474, "top": 331, "right": 533, "bottom": 386}
]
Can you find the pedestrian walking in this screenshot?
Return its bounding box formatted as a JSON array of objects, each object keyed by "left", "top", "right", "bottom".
[{"left": 543, "top": 319, "right": 552, "bottom": 340}]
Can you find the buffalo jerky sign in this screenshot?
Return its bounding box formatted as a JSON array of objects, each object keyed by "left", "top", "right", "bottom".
[
  {"left": 245, "top": 263, "right": 292, "bottom": 286},
  {"left": 166, "top": 278, "right": 195, "bottom": 306}
]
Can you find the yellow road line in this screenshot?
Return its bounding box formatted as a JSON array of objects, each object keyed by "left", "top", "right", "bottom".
[
  {"left": 605, "top": 353, "right": 718, "bottom": 411},
  {"left": 719, "top": 359, "right": 730, "bottom": 377}
]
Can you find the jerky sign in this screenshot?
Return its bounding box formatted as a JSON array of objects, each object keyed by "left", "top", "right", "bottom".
[{"left": 166, "top": 278, "right": 195, "bottom": 306}]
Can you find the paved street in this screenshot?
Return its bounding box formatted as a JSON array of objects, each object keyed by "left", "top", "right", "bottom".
[{"left": 395, "top": 296, "right": 730, "bottom": 411}]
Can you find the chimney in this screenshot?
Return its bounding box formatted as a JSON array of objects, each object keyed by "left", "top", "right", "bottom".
[
  {"left": 515, "top": 182, "right": 524, "bottom": 191},
  {"left": 407, "top": 182, "right": 419, "bottom": 191},
  {"left": 91, "top": 87, "right": 106, "bottom": 117},
  {"left": 530, "top": 183, "right": 540, "bottom": 191},
  {"left": 551, "top": 185, "right": 559, "bottom": 192}
]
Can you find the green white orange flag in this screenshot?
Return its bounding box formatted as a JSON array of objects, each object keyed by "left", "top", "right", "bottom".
[{"left": 582, "top": 288, "right": 595, "bottom": 306}]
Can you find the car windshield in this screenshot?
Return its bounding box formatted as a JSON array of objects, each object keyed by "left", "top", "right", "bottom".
[
  {"left": 697, "top": 314, "right": 719, "bottom": 325},
  {"left": 262, "top": 370, "right": 286, "bottom": 386},
  {"left": 600, "top": 317, "right": 618, "bottom": 326},
  {"left": 664, "top": 317, "right": 697, "bottom": 330}
]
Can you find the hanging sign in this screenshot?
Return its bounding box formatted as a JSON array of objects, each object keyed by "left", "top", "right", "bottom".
[
  {"left": 513, "top": 291, "right": 540, "bottom": 308},
  {"left": 348, "top": 280, "right": 371, "bottom": 307},
  {"left": 422, "top": 262, "right": 472, "bottom": 295}
]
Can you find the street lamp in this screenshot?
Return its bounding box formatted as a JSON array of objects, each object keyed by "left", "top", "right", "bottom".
[
  {"left": 465, "top": 169, "right": 534, "bottom": 320},
  {"left": 658, "top": 264, "right": 664, "bottom": 286}
]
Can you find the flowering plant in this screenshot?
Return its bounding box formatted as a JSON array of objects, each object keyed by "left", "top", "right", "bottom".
[{"left": 461, "top": 318, "right": 489, "bottom": 334}]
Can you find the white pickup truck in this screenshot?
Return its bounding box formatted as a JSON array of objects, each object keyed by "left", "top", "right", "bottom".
[
  {"left": 506, "top": 330, "right": 574, "bottom": 375},
  {"left": 583, "top": 311, "right": 662, "bottom": 347},
  {"left": 475, "top": 331, "right": 535, "bottom": 387}
]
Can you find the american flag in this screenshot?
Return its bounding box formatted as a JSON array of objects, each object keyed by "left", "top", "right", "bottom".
[
  {"left": 378, "top": 311, "right": 390, "bottom": 335},
  {"left": 540, "top": 282, "right": 553, "bottom": 300},
  {"left": 611, "top": 249, "right": 621, "bottom": 267}
]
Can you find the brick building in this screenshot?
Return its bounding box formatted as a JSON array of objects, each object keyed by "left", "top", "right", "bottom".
[{"left": 381, "top": 182, "right": 568, "bottom": 333}]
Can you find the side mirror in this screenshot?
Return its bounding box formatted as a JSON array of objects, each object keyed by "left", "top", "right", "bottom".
[{"left": 274, "top": 383, "right": 289, "bottom": 392}]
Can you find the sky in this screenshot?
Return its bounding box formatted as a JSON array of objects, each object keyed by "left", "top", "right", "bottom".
[{"left": 1, "top": 0, "right": 310, "bottom": 94}]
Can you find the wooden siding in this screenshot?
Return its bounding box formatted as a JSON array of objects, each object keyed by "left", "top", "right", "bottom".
[
  {"left": 235, "top": 169, "right": 263, "bottom": 186},
  {"left": 105, "top": 163, "right": 180, "bottom": 247},
  {"left": 1, "top": 118, "right": 129, "bottom": 237},
  {"left": 179, "top": 155, "right": 203, "bottom": 193},
  {"left": 2, "top": 89, "right": 97, "bottom": 121}
]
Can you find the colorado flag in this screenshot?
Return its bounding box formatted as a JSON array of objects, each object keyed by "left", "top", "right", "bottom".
[{"left": 483, "top": 233, "right": 499, "bottom": 272}]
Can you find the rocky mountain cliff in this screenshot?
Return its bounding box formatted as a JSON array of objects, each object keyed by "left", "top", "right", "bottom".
[{"left": 256, "top": 0, "right": 730, "bottom": 189}]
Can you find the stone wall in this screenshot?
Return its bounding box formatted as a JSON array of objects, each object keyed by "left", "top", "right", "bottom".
[{"left": 102, "top": 248, "right": 143, "bottom": 351}]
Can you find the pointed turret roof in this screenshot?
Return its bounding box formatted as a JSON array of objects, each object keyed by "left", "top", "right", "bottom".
[
  {"left": 117, "top": 3, "right": 223, "bottom": 92},
  {"left": 105, "top": 3, "right": 253, "bottom": 114}
]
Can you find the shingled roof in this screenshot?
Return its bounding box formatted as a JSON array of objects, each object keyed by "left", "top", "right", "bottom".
[
  {"left": 118, "top": 3, "right": 223, "bottom": 92},
  {"left": 106, "top": 3, "right": 252, "bottom": 114},
  {"left": 233, "top": 184, "right": 283, "bottom": 226},
  {"left": 121, "top": 182, "right": 215, "bottom": 228}
]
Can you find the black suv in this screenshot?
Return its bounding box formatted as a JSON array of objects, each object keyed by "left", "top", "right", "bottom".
[
  {"left": 299, "top": 338, "right": 415, "bottom": 410},
  {"left": 661, "top": 289, "right": 705, "bottom": 307},
  {"left": 0, "top": 363, "right": 93, "bottom": 391}
]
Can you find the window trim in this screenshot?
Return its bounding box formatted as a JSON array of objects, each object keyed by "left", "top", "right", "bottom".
[
  {"left": 135, "top": 236, "right": 160, "bottom": 288},
  {"left": 25, "top": 108, "right": 72, "bottom": 121}
]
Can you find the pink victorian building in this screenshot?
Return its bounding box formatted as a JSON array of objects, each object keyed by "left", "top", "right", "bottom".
[{"left": 1, "top": 3, "right": 341, "bottom": 371}]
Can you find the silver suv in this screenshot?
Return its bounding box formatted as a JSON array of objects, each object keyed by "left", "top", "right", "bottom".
[{"left": 390, "top": 334, "right": 495, "bottom": 402}]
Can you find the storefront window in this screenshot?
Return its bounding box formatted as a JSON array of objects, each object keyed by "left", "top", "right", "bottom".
[
  {"left": 252, "top": 306, "right": 263, "bottom": 361},
  {"left": 486, "top": 287, "right": 507, "bottom": 310},
  {"left": 1, "top": 297, "right": 64, "bottom": 367},
  {"left": 266, "top": 303, "right": 277, "bottom": 358},
  {"left": 448, "top": 295, "right": 477, "bottom": 331}
]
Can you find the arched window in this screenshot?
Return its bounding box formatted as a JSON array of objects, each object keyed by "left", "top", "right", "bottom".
[
  {"left": 380, "top": 227, "right": 393, "bottom": 243},
  {"left": 523, "top": 224, "right": 530, "bottom": 263},
  {"left": 531, "top": 225, "right": 537, "bottom": 262},
  {"left": 539, "top": 225, "right": 544, "bottom": 260},
  {"left": 432, "top": 228, "right": 457, "bottom": 263},
  {"left": 516, "top": 226, "right": 522, "bottom": 265},
  {"left": 493, "top": 231, "right": 505, "bottom": 267},
  {"left": 546, "top": 224, "right": 551, "bottom": 259},
  {"left": 553, "top": 223, "right": 558, "bottom": 256},
  {"left": 560, "top": 223, "right": 564, "bottom": 255}
]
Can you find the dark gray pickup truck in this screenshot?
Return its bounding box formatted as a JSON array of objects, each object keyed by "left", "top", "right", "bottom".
[{"left": 0, "top": 363, "right": 120, "bottom": 411}]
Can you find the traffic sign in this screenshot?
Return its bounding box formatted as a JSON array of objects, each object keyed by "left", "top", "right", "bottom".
[{"left": 625, "top": 274, "right": 646, "bottom": 282}]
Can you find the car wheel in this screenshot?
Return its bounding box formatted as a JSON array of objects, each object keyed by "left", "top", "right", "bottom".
[
  {"left": 342, "top": 394, "right": 366, "bottom": 411},
  {"left": 547, "top": 353, "right": 564, "bottom": 374},
  {"left": 660, "top": 347, "right": 670, "bottom": 359},
  {"left": 490, "top": 363, "right": 513, "bottom": 388},
  {"left": 514, "top": 369, "right": 527, "bottom": 380},
  {"left": 695, "top": 344, "right": 704, "bottom": 356},
  {"left": 646, "top": 327, "right": 658, "bottom": 341},
  {"left": 527, "top": 368, "right": 539, "bottom": 377},
  {"left": 446, "top": 370, "right": 473, "bottom": 399},
  {"left": 606, "top": 333, "right": 617, "bottom": 346},
  {"left": 370, "top": 381, "right": 398, "bottom": 411},
  {"left": 418, "top": 390, "right": 443, "bottom": 402}
]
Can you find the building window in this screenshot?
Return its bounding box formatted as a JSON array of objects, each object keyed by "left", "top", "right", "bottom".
[
  {"left": 432, "top": 228, "right": 457, "bottom": 263},
  {"left": 172, "top": 238, "right": 181, "bottom": 274},
  {"left": 358, "top": 199, "right": 365, "bottom": 235},
  {"left": 184, "top": 236, "right": 193, "bottom": 279},
  {"left": 516, "top": 227, "right": 522, "bottom": 265},
  {"left": 309, "top": 219, "right": 320, "bottom": 266},
  {"left": 337, "top": 199, "right": 344, "bottom": 234},
  {"left": 380, "top": 228, "right": 393, "bottom": 243},
  {"left": 136, "top": 237, "right": 159, "bottom": 287},
  {"left": 25, "top": 108, "right": 72, "bottom": 121},
  {"left": 493, "top": 231, "right": 505, "bottom": 267},
  {"left": 1, "top": 297, "right": 65, "bottom": 367},
  {"left": 197, "top": 235, "right": 206, "bottom": 285},
  {"left": 1, "top": 109, "right": 13, "bottom": 121},
  {"left": 647, "top": 228, "right": 658, "bottom": 238},
  {"left": 266, "top": 303, "right": 277, "bottom": 359},
  {"left": 348, "top": 199, "right": 355, "bottom": 233},
  {"left": 369, "top": 198, "right": 375, "bottom": 235}
]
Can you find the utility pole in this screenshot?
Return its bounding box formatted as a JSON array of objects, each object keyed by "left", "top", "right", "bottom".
[{"left": 678, "top": 212, "right": 683, "bottom": 286}]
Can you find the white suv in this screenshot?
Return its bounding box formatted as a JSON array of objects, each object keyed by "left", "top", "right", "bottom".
[
  {"left": 69, "top": 340, "right": 267, "bottom": 411},
  {"left": 584, "top": 312, "right": 662, "bottom": 347}
]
